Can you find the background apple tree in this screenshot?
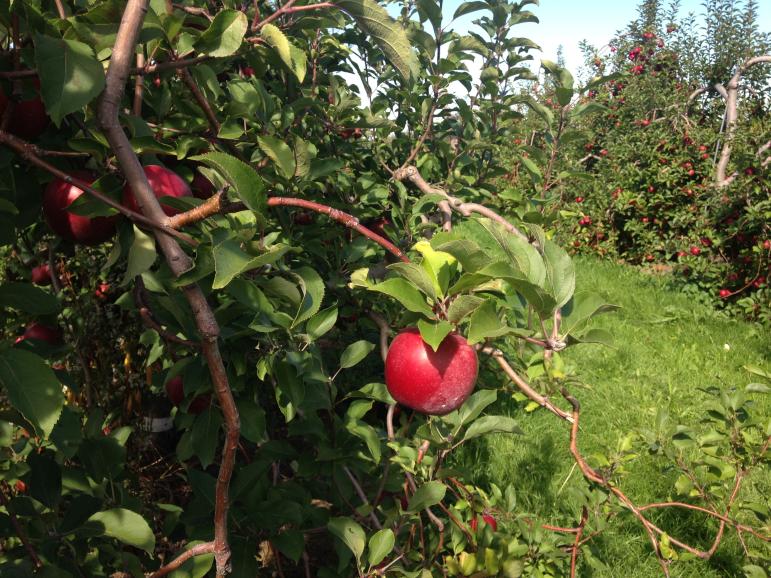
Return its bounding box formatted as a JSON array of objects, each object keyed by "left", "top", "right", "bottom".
[{"left": 0, "top": 0, "right": 769, "bottom": 576}]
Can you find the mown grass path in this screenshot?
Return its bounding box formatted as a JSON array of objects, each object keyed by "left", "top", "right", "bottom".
[{"left": 456, "top": 257, "right": 770, "bottom": 577}]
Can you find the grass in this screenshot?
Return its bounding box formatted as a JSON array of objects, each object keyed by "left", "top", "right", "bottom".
[{"left": 454, "top": 256, "right": 770, "bottom": 577}]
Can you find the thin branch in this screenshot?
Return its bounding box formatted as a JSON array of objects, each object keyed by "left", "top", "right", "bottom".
[
  {"left": 166, "top": 195, "right": 409, "bottom": 263},
  {"left": 480, "top": 347, "right": 574, "bottom": 422},
  {"left": 569, "top": 507, "right": 589, "bottom": 578},
  {"left": 133, "top": 52, "right": 145, "bottom": 116},
  {"left": 147, "top": 542, "right": 217, "bottom": 578},
  {"left": 367, "top": 311, "right": 391, "bottom": 362},
  {"left": 0, "top": 482, "right": 42, "bottom": 569},
  {"left": 0, "top": 130, "right": 197, "bottom": 247},
  {"left": 134, "top": 278, "right": 201, "bottom": 348},
  {"left": 343, "top": 466, "right": 383, "bottom": 530},
  {"left": 394, "top": 166, "right": 529, "bottom": 242}
]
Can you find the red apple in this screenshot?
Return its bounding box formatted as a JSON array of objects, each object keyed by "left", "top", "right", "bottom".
[
  {"left": 16, "top": 323, "right": 62, "bottom": 346},
  {"left": 122, "top": 165, "right": 192, "bottom": 217},
  {"left": 0, "top": 81, "right": 49, "bottom": 140},
  {"left": 242, "top": 66, "right": 255, "bottom": 78},
  {"left": 43, "top": 172, "right": 118, "bottom": 245},
  {"left": 14, "top": 480, "right": 27, "bottom": 493},
  {"left": 95, "top": 282, "right": 111, "bottom": 300},
  {"left": 385, "top": 328, "right": 478, "bottom": 415},
  {"left": 31, "top": 264, "right": 52, "bottom": 285},
  {"left": 188, "top": 394, "right": 211, "bottom": 415},
  {"left": 575, "top": 197, "right": 584, "bottom": 203},
  {"left": 165, "top": 376, "right": 185, "bottom": 406},
  {"left": 690, "top": 246, "right": 701, "bottom": 256},
  {"left": 719, "top": 289, "right": 731, "bottom": 299}
]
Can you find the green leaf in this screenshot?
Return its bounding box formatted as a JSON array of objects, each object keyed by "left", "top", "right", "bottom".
[
  {"left": 328, "top": 517, "right": 366, "bottom": 563},
  {"left": 236, "top": 400, "right": 266, "bottom": 444},
  {"left": 560, "top": 292, "right": 619, "bottom": 337},
  {"left": 257, "top": 136, "right": 296, "bottom": 180},
  {"left": 467, "top": 299, "right": 510, "bottom": 345},
  {"left": 0, "top": 283, "right": 60, "bottom": 315},
  {"left": 464, "top": 416, "right": 522, "bottom": 441},
  {"left": 368, "top": 528, "right": 395, "bottom": 566},
  {"left": 261, "top": 24, "right": 306, "bottom": 82},
  {"left": 0, "top": 349, "right": 64, "bottom": 439},
  {"left": 368, "top": 278, "right": 433, "bottom": 316},
  {"left": 414, "top": 240, "right": 457, "bottom": 297},
  {"left": 194, "top": 9, "right": 247, "bottom": 57},
  {"left": 291, "top": 266, "right": 325, "bottom": 328},
  {"left": 407, "top": 481, "right": 446, "bottom": 512},
  {"left": 387, "top": 262, "right": 437, "bottom": 300},
  {"left": 447, "top": 295, "right": 485, "bottom": 324},
  {"left": 191, "top": 407, "right": 222, "bottom": 469},
  {"left": 34, "top": 35, "right": 105, "bottom": 125},
  {"left": 335, "top": 0, "right": 419, "bottom": 81},
  {"left": 453, "top": 1, "right": 489, "bottom": 19},
  {"left": 457, "top": 389, "right": 497, "bottom": 425},
  {"left": 86, "top": 508, "right": 155, "bottom": 553},
  {"left": 212, "top": 241, "right": 289, "bottom": 289},
  {"left": 191, "top": 152, "right": 266, "bottom": 215},
  {"left": 417, "top": 319, "right": 453, "bottom": 352},
  {"left": 306, "top": 306, "right": 338, "bottom": 340},
  {"left": 122, "top": 225, "right": 157, "bottom": 285},
  {"left": 29, "top": 452, "right": 61, "bottom": 509},
  {"left": 340, "top": 340, "right": 375, "bottom": 369},
  {"left": 273, "top": 529, "right": 305, "bottom": 563},
  {"left": 569, "top": 328, "right": 614, "bottom": 347},
  {"left": 542, "top": 239, "right": 575, "bottom": 310}
]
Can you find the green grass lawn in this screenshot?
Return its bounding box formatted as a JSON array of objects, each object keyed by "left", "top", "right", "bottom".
[{"left": 455, "top": 256, "right": 770, "bottom": 577}]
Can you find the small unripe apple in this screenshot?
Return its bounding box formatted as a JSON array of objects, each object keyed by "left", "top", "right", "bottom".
[
  {"left": 31, "top": 264, "right": 52, "bottom": 285},
  {"left": 122, "top": 165, "right": 192, "bottom": 216},
  {"left": 16, "top": 322, "right": 62, "bottom": 346},
  {"left": 43, "top": 172, "right": 118, "bottom": 245},
  {"left": 385, "top": 328, "right": 478, "bottom": 415}
]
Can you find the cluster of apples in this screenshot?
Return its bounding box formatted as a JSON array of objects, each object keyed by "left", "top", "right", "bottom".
[{"left": 43, "top": 164, "right": 214, "bottom": 245}]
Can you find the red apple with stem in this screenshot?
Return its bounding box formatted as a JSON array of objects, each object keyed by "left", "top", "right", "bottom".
[
  {"left": 122, "top": 165, "right": 192, "bottom": 217},
  {"left": 385, "top": 328, "right": 478, "bottom": 415},
  {"left": 43, "top": 172, "right": 118, "bottom": 245}
]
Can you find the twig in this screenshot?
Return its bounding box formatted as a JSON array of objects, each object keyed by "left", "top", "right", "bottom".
[
  {"left": 147, "top": 542, "right": 217, "bottom": 577},
  {"left": 0, "top": 482, "right": 42, "bottom": 569},
  {"left": 367, "top": 311, "right": 391, "bottom": 362},
  {"left": 133, "top": 278, "right": 200, "bottom": 348},
  {"left": 394, "top": 166, "right": 528, "bottom": 242},
  {"left": 0, "top": 130, "right": 197, "bottom": 247},
  {"left": 133, "top": 52, "right": 145, "bottom": 116},
  {"left": 479, "top": 347, "right": 573, "bottom": 422},
  {"left": 343, "top": 466, "right": 383, "bottom": 530},
  {"left": 167, "top": 195, "right": 409, "bottom": 263},
  {"left": 569, "top": 507, "right": 589, "bottom": 578}
]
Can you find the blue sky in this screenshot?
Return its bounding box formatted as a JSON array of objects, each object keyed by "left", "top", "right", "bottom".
[{"left": 447, "top": 0, "right": 771, "bottom": 73}]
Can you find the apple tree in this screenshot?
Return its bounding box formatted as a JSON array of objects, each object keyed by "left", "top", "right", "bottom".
[{"left": 0, "top": 0, "right": 769, "bottom": 576}]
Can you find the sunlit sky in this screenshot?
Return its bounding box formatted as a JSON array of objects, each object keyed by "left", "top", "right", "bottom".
[{"left": 449, "top": 0, "right": 771, "bottom": 73}]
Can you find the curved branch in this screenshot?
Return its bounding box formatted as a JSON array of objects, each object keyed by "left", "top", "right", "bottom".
[
  {"left": 146, "top": 542, "right": 217, "bottom": 578},
  {"left": 394, "top": 165, "right": 529, "bottom": 242},
  {"left": 98, "top": 1, "right": 239, "bottom": 575}
]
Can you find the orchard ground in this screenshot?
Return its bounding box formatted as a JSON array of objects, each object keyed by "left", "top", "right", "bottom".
[{"left": 455, "top": 256, "right": 771, "bottom": 577}]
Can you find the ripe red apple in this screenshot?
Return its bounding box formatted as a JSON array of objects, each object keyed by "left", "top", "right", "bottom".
[
  {"left": 14, "top": 480, "right": 27, "bottom": 493},
  {"left": 0, "top": 81, "right": 49, "bottom": 140},
  {"left": 384, "top": 328, "right": 478, "bottom": 415},
  {"left": 690, "top": 246, "right": 701, "bottom": 256},
  {"left": 16, "top": 322, "right": 62, "bottom": 346},
  {"left": 165, "top": 376, "right": 185, "bottom": 406},
  {"left": 575, "top": 197, "right": 584, "bottom": 203},
  {"left": 30, "top": 264, "right": 52, "bottom": 285},
  {"left": 242, "top": 66, "right": 255, "bottom": 78},
  {"left": 122, "top": 165, "right": 192, "bottom": 217},
  {"left": 763, "top": 240, "right": 770, "bottom": 250},
  {"left": 719, "top": 289, "right": 731, "bottom": 299},
  {"left": 165, "top": 375, "right": 211, "bottom": 414},
  {"left": 43, "top": 172, "right": 118, "bottom": 245}
]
